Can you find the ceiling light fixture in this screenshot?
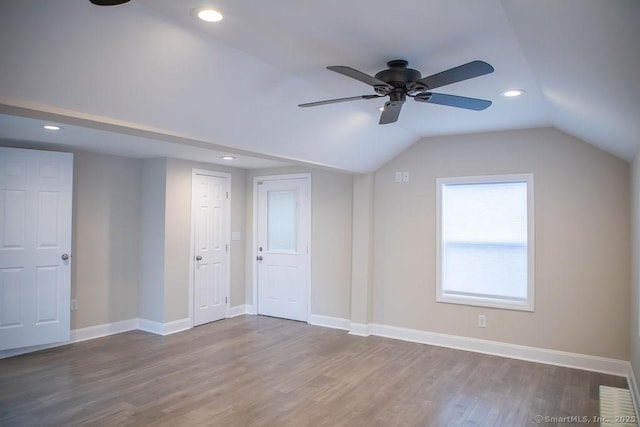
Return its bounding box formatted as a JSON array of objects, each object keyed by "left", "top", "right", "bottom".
[
  {"left": 196, "top": 8, "right": 223, "bottom": 23},
  {"left": 43, "top": 125, "right": 61, "bottom": 131},
  {"left": 221, "top": 155, "right": 235, "bottom": 160},
  {"left": 501, "top": 89, "right": 525, "bottom": 97}
]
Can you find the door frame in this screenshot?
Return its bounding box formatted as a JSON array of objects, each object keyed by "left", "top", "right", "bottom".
[
  {"left": 252, "top": 173, "right": 311, "bottom": 320},
  {"left": 188, "top": 169, "right": 232, "bottom": 328}
]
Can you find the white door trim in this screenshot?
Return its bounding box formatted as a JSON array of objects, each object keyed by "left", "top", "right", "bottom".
[
  {"left": 252, "top": 173, "right": 311, "bottom": 321},
  {"left": 188, "top": 169, "right": 231, "bottom": 328}
]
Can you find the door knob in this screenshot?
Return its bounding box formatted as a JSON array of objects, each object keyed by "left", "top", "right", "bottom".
[
  {"left": 256, "top": 256, "right": 263, "bottom": 261},
  {"left": 195, "top": 255, "right": 202, "bottom": 261},
  {"left": 61, "top": 253, "right": 70, "bottom": 261}
]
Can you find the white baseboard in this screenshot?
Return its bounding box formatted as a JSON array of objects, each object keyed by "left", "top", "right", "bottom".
[
  {"left": 0, "top": 318, "right": 139, "bottom": 359},
  {"left": 138, "top": 317, "right": 190, "bottom": 336},
  {"left": 71, "top": 318, "right": 139, "bottom": 342},
  {"left": 225, "top": 309, "right": 350, "bottom": 332},
  {"left": 137, "top": 318, "right": 164, "bottom": 335},
  {"left": 229, "top": 305, "right": 250, "bottom": 318},
  {"left": 3, "top": 317, "right": 192, "bottom": 358},
  {"left": 348, "top": 322, "right": 371, "bottom": 336},
  {"left": 2, "top": 313, "right": 632, "bottom": 385},
  {"left": 286, "top": 314, "right": 629, "bottom": 377},
  {"left": 369, "top": 323, "right": 629, "bottom": 377},
  {"left": 163, "top": 318, "right": 191, "bottom": 335},
  {"left": 0, "top": 340, "right": 68, "bottom": 359},
  {"left": 308, "top": 314, "right": 350, "bottom": 331}
]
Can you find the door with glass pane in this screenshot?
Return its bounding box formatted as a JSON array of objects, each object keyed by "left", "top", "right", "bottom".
[{"left": 256, "top": 176, "right": 310, "bottom": 321}]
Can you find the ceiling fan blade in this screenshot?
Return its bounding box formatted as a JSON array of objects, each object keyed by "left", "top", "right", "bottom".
[
  {"left": 379, "top": 101, "right": 403, "bottom": 124},
  {"left": 327, "top": 66, "right": 393, "bottom": 91},
  {"left": 298, "top": 94, "right": 382, "bottom": 108},
  {"left": 414, "top": 92, "right": 492, "bottom": 111},
  {"left": 417, "top": 61, "right": 494, "bottom": 90}
]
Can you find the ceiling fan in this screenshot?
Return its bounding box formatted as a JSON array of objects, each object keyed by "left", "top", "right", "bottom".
[{"left": 299, "top": 60, "right": 494, "bottom": 125}]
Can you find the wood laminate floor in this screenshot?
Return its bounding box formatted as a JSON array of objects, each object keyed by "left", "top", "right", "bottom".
[{"left": 0, "top": 315, "right": 629, "bottom": 426}]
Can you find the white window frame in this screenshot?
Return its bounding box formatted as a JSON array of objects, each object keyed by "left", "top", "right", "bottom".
[{"left": 436, "top": 173, "right": 535, "bottom": 312}]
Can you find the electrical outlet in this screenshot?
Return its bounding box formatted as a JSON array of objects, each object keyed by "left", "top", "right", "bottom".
[
  {"left": 478, "top": 314, "right": 486, "bottom": 328},
  {"left": 71, "top": 299, "right": 77, "bottom": 311},
  {"left": 402, "top": 172, "right": 409, "bottom": 182}
]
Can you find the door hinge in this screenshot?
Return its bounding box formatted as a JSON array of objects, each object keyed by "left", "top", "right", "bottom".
[
  {"left": 226, "top": 191, "right": 229, "bottom": 199},
  {"left": 225, "top": 243, "right": 228, "bottom": 252},
  {"left": 258, "top": 181, "right": 263, "bottom": 185},
  {"left": 225, "top": 296, "right": 228, "bottom": 304}
]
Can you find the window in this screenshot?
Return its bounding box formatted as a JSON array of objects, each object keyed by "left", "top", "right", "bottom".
[
  {"left": 267, "top": 190, "right": 298, "bottom": 253},
  {"left": 436, "top": 174, "right": 534, "bottom": 311}
]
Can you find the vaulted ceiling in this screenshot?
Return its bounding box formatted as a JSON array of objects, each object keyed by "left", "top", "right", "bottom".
[{"left": 1, "top": 0, "right": 638, "bottom": 172}]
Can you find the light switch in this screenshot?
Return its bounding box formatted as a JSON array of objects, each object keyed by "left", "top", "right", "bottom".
[
  {"left": 402, "top": 172, "right": 409, "bottom": 182},
  {"left": 395, "top": 172, "right": 403, "bottom": 182}
]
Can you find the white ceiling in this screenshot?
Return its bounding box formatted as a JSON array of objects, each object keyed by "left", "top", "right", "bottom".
[{"left": 0, "top": 0, "right": 638, "bottom": 172}]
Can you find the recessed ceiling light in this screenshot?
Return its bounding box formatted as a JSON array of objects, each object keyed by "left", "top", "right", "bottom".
[
  {"left": 501, "top": 89, "right": 525, "bottom": 97},
  {"left": 43, "top": 125, "right": 61, "bottom": 131},
  {"left": 379, "top": 106, "right": 385, "bottom": 112},
  {"left": 196, "top": 8, "right": 223, "bottom": 23},
  {"left": 221, "top": 155, "right": 235, "bottom": 160}
]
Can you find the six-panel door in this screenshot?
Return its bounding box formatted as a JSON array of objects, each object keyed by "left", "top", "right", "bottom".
[{"left": 0, "top": 147, "right": 73, "bottom": 350}]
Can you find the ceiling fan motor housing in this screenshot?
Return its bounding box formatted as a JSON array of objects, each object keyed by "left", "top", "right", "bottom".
[
  {"left": 89, "top": 0, "right": 131, "bottom": 5},
  {"left": 375, "top": 60, "right": 422, "bottom": 88}
]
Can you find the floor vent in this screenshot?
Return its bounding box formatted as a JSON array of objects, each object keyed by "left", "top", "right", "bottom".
[{"left": 599, "top": 385, "right": 638, "bottom": 426}]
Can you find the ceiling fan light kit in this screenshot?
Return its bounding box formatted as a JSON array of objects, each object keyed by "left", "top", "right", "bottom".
[
  {"left": 502, "top": 89, "right": 525, "bottom": 97},
  {"left": 196, "top": 8, "right": 224, "bottom": 23},
  {"left": 300, "top": 59, "right": 495, "bottom": 125}
]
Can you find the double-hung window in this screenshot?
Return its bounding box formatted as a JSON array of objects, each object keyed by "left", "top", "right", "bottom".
[{"left": 436, "top": 174, "right": 534, "bottom": 311}]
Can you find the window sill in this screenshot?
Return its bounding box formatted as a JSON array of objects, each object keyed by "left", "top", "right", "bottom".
[{"left": 437, "top": 293, "right": 534, "bottom": 312}]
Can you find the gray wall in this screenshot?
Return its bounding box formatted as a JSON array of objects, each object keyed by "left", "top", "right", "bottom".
[
  {"left": 138, "top": 158, "right": 166, "bottom": 323},
  {"left": 350, "top": 174, "right": 374, "bottom": 325},
  {"left": 72, "top": 151, "right": 140, "bottom": 328},
  {"left": 372, "top": 128, "right": 630, "bottom": 359}
]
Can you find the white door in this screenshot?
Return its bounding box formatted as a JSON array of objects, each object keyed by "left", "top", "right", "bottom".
[
  {"left": 0, "top": 147, "right": 73, "bottom": 350},
  {"left": 192, "top": 172, "right": 229, "bottom": 326},
  {"left": 256, "top": 176, "right": 310, "bottom": 322}
]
